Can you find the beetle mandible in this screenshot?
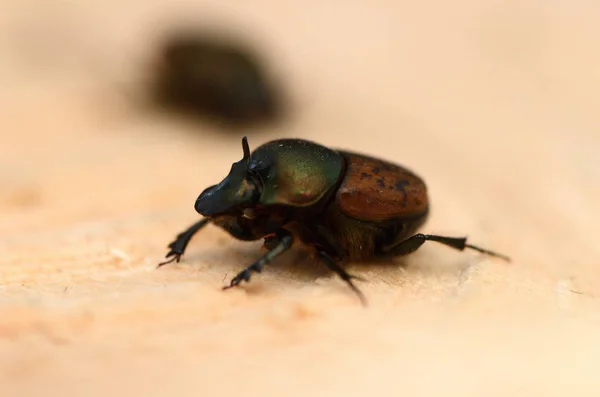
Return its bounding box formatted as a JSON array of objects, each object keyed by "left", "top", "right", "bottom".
[{"left": 158, "top": 137, "right": 510, "bottom": 304}]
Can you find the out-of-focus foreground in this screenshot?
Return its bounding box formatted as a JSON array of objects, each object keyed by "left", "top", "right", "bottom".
[{"left": 1, "top": 1, "right": 600, "bottom": 396}]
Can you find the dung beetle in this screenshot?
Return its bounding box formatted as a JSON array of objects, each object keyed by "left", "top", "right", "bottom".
[
  {"left": 150, "top": 31, "right": 283, "bottom": 126},
  {"left": 158, "top": 137, "right": 510, "bottom": 304}
]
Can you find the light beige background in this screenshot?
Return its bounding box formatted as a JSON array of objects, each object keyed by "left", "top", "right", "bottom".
[{"left": 1, "top": 1, "right": 600, "bottom": 396}]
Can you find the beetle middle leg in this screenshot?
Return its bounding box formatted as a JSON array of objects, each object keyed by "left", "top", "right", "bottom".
[
  {"left": 317, "top": 250, "right": 367, "bottom": 306},
  {"left": 304, "top": 224, "right": 367, "bottom": 305},
  {"left": 223, "top": 229, "right": 293, "bottom": 290},
  {"left": 158, "top": 218, "right": 211, "bottom": 267},
  {"left": 384, "top": 233, "right": 511, "bottom": 261}
]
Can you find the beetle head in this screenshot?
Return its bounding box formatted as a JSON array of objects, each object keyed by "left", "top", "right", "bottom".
[{"left": 194, "top": 136, "right": 261, "bottom": 217}]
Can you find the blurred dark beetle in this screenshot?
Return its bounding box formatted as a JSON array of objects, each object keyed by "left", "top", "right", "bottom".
[{"left": 150, "top": 30, "right": 285, "bottom": 127}]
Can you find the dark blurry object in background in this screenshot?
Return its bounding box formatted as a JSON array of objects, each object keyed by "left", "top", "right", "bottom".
[{"left": 149, "top": 30, "right": 285, "bottom": 128}]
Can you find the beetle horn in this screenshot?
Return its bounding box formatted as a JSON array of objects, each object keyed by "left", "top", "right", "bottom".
[
  {"left": 194, "top": 136, "right": 257, "bottom": 217},
  {"left": 241, "top": 136, "right": 250, "bottom": 164}
]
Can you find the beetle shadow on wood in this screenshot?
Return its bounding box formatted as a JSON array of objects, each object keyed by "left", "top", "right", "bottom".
[
  {"left": 173, "top": 242, "right": 485, "bottom": 292},
  {"left": 230, "top": 245, "right": 331, "bottom": 282},
  {"left": 173, "top": 243, "right": 330, "bottom": 288},
  {"left": 161, "top": 236, "right": 497, "bottom": 303},
  {"left": 344, "top": 249, "right": 489, "bottom": 281}
]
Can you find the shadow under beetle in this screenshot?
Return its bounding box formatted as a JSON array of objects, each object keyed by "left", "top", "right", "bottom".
[{"left": 158, "top": 137, "right": 510, "bottom": 304}]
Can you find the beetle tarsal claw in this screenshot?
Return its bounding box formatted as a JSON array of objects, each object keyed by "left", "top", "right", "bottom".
[
  {"left": 157, "top": 254, "right": 180, "bottom": 268},
  {"left": 223, "top": 270, "right": 251, "bottom": 290}
]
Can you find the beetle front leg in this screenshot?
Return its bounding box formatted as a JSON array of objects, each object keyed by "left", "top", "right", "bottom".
[
  {"left": 158, "top": 218, "right": 211, "bottom": 267},
  {"left": 223, "top": 229, "right": 293, "bottom": 290},
  {"left": 384, "top": 233, "right": 511, "bottom": 261}
]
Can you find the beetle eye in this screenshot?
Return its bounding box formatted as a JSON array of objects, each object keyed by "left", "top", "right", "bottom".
[{"left": 247, "top": 170, "right": 264, "bottom": 188}]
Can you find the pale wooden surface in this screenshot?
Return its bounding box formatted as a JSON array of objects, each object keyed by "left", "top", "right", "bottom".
[{"left": 2, "top": 1, "right": 600, "bottom": 396}]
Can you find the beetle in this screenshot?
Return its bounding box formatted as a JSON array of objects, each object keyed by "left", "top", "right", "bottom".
[
  {"left": 158, "top": 137, "right": 510, "bottom": 304},
  {"left": 150, "top": 30, "right": 283, "bottom": 126}
]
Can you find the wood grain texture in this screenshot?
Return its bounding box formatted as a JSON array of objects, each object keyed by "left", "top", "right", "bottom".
[{"left": 1, "top": 1, "right": 600, "bottom": 396}]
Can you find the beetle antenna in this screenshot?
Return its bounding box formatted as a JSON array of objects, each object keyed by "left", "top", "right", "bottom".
[{"left": 241, "top": 136, "right": 251, "bottom": 163}]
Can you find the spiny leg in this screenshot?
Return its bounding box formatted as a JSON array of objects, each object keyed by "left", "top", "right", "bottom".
[
  {"left": 385, "top": 233, "right": 511, "bottom": 262},
  {"left": 157, "top": 218, "right": 211, "bottom": 267},
  {"left": 313, "top": 224, "right": 348, "bottom": 259},
  {"left": 262, "top": 234, "right": 280, "bottom": 250},
  {"left": 223, "top": 229, "right": 293, "bottom": 290},
  {"left": 317, "top": 250, "right": 367, "bottom": 306}
]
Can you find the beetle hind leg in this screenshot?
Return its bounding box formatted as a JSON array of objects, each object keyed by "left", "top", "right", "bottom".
[
  {"left": 223, "top": 229, "right": 293, "bottom": 290},
  {"left": 384, "top": 233, "right": 511, "bottom": 262},
  {"left": 157, "top": 218, "right": 211, "bottom": 267}
]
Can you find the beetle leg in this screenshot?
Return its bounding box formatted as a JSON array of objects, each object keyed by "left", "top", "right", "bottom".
[
  {"left": 313, "top": 225, "right": 349, "bottom": 259},
  {"left": 157, "top": 218, "right": 211, "bottom": 268},
  {"left": 384, "top": 233, "right": 511, "bottom": 262},
  {"left": 298, "top": 223, "right": 348, "bottom": 260},
  {"left": 223, "top": 229, "right": 293, "bottom": 290},
  {"left": 262, "top": 233, "right": 279, "bottom": 251},
  {"left": 317, "top": 251, "right": 367, "bottom": 306}
]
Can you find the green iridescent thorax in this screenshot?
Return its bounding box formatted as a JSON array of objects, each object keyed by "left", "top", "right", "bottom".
[{"left": 249, "top": 139, "right": 344, "bottom": 207}]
